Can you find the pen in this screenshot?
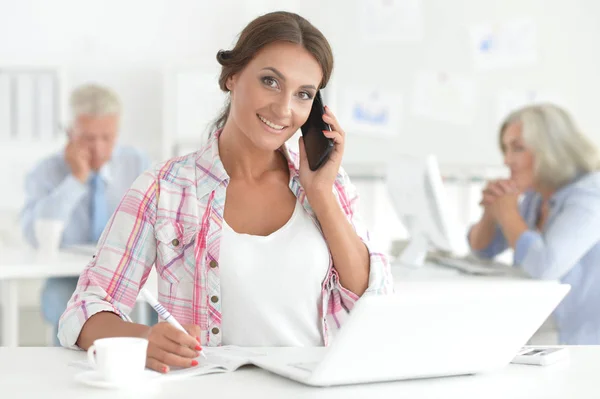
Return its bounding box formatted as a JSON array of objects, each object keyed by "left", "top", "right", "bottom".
[{"left": 140, "top": 288, "right": 207, "bottom": 359}]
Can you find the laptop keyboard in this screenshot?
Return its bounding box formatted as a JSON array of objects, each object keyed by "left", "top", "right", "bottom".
[{"left": 427, "top": 253, "right": 520, "bottom": 276}]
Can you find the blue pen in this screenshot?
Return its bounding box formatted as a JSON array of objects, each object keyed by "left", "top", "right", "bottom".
[{"left": 140, "top": 288, "right": 207, "bottom": 359}]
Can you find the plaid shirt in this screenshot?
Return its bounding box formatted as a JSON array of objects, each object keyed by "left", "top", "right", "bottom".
[{"left": 59, "top": 131, "right": 394, "bottom": 348}]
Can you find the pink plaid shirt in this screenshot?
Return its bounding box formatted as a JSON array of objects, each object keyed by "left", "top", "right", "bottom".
[{"left": 58, "top": 131, "right": 394, "bottom": 348}]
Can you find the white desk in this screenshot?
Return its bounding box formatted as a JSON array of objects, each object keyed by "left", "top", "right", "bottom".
[
  {"left": 0, "top": 248, "right": 160, "bottom": 347},
  {"left": 0, "top": 247, "right": 163, "bottom": 347},
  {"left": 0, "top": 249, "right": 91, "bottom": 347},
  {"left": 0, "top": 347, "right": 597, "bottom": 398},
  {"left": 0, "top": 250, "right": 540, "bottom": 348},
  {"left": 391, "top": 261, "right": 524, "bottom": 282}
]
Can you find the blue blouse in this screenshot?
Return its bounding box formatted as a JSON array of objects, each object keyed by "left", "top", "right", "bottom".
[{"left": 471, "top": 172, "right": 600, "bottom": 344}]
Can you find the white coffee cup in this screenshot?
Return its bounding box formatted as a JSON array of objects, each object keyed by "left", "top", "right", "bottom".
[
  {"left": 87, "top": 337, "right": 149, "bottom": 384},
  {"left": 34, "top": 219, "right": 65, "bottom": 256}
]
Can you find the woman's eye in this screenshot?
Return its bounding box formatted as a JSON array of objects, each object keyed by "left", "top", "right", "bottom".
[
  {"left": 298, "top": 91, "right": 313, "bottom": 100},
  {"left": 262, "top": 77, "right": 278, "bottom": 88}
]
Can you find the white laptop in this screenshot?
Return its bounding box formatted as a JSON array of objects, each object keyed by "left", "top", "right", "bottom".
[{"left": 251, "top": 281, "right": 570, "bottom": 387}]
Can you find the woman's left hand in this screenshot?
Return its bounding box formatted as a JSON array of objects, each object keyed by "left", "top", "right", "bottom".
[
  {"left": 489, "top": 190, "right": 520, "bottom": 222},
  {"left": 298, "top": 106, "right": 345, "bottom": 199}
]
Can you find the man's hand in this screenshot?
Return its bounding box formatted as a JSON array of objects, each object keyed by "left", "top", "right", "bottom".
[{"left": 65, "top": 137, "right": 91, "bottom": 183}]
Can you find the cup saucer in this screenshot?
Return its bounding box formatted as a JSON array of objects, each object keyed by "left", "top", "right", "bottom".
[{"left": 75, "top": 370, "right": 161, "bottom": 390}]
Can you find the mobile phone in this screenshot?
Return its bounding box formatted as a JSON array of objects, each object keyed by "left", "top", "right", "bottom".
[
  {"left": 300, "top": 91, "right": 334, "bottom": 171},
  {"left": 511, "top": 347, "right": 569, "bottom": 366}
]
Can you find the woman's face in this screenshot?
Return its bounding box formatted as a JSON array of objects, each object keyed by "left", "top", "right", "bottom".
[
  {"left": 226, "top": 41, "right": 323, "bottom": 151},
  {"left": 502, "top": 122, "right": 536, "bottom": 191}
]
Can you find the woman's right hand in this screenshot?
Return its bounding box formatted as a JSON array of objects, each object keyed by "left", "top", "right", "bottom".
[
  {"left": 470, "top": 179, "right": 518, "bottom": 250},
  {"left": 480, "top": 179, "right": 518, "bottom": 207},
  {"left": 145, "top": 322, "right": 202, "bottom": 373}
]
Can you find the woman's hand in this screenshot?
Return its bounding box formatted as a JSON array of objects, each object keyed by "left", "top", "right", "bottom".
[
  {"left": 144, "top": 322, "right": 202, "bottom": 373},
  {"left": 489, "top": 190, "right": 520, "bottom": 222},
  {"left": 480, "top": 179, "right": 518, "bottom": 207},
  {"left": 298, "top": 106, "right": 345, "bottom": 202},
  {"left": 479, "top": 179, "right": 520, "bottom": 222}
]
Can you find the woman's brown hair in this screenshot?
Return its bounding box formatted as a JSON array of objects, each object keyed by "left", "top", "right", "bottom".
[{"left": 213, "top": 11, "right": 334, "bottom": 130}]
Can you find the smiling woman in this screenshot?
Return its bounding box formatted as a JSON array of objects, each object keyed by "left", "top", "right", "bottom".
[
  {"left": 213, "top": 12, "right": 333, "bottom": 134},
  {"left": 219, "top": 41, "right": 323, "bottom": 150},
  {"left": 58, "top": 11, "right": 393, "bottom": 375}
]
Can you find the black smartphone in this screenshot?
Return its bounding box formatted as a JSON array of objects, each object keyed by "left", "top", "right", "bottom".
[{"left": 301, "top": 91, "right": 334, "bottom": 171}]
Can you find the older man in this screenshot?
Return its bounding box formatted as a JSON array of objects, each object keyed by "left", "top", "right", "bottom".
[{"left": 21, "top": 84, "right": 150, "bottom": 344}]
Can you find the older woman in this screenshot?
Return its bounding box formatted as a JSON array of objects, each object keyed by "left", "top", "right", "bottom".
[{"left": 469, "top": 104, "right": 600, "bottom": 345}]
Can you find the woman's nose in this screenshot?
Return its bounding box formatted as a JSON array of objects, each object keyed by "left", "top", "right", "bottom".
[{"left": 272, "top": 95, "right": 293, "bottom": 119}]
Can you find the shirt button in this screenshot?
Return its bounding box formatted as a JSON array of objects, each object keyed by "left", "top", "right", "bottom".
[
  {"left": 171, "top": 238, "right": 180, "bottom": 247},
  {"left": 209, "top": 260, "right": 218, "bottom": 268},
  {"left": 210, "top": 295, "right": 219, "bottom": 303},
  {"left": 211, "top": 327, "right": 220, "bottom": 335}
]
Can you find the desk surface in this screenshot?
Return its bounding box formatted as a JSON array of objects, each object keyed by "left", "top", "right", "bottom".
[
  {"left": 0, "top": 248, "right": 92, "bottom": 279},
  {"left": 0, "top": 347, "right": 597, "bottom": 398},
  {"left": 0, "top": 247, "right": 510, "bottom": 282},
  {"left": 391, "top": 262, "right": 523, "bottom": 282}
]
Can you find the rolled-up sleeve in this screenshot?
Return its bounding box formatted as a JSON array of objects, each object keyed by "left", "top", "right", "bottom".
[
  {"left": 330, "top": 169, "right": 394, "bottom": 310},
  {"left": 467, "top": 223, "right": 509, "bottom": 259},
  {"left": 58, "top": 169, "right": 159, "bottom": 348},
  {"left": 513, "top": 201, "right": 600, "bottom": 280},
  {"left": 21, "top": 166, "right": 87, "bottom": 248}
]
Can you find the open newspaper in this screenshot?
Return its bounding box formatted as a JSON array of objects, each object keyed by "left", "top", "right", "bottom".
[
  {"left": 164, "top": 346, "right": 267, "bottom": 379},
  {"left": 70, "top": 345, "right": 267, "bottom": 380}
]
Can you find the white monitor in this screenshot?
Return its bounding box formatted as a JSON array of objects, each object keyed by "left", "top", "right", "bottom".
[{"left": 386, "top": 154, "right": 465, "bottom": 266}]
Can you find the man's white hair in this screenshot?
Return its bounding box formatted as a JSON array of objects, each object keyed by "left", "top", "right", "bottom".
[
  {"left": 70, "top": 84, "right": 121, "bottom": 121},
  {"left": 499, "top": 103, "right": 600, "bottom": 189}
]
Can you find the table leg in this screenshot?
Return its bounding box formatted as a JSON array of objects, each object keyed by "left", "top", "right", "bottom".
[
  {"left": 1, "top": 280, "right": 19, "bottom": 347},
  {"left": 137, "top": 301, "right": 150, "bottom": 326}
]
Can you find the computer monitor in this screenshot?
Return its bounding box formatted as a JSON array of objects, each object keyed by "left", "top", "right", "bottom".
[{"left": 386, "top": 154, "right": 465, "bottom": 267}]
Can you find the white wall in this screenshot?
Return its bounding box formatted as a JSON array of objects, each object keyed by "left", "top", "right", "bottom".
[
  {"left": 318, "top": 0, "right": 600, "bottom": 168},
  {"left": 7, "top": 0, "right": 577, "bottom": 249},
  {"left": 4, "top": 0, "right": 600, "bottom": 167}
]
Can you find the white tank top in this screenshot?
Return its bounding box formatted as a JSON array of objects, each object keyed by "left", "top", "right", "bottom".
[{"left": 219, "top": 200, "right": 330, "bottom": 347}]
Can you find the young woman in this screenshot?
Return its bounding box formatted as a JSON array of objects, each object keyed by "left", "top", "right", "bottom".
[
  {"left": 469, "top": 104, "right": 600, "bottom": 344},
  {"left": 58, "top": 11, "right": 393, "bottom": 373}
]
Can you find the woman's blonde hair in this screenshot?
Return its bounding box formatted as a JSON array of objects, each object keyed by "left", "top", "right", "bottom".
[{"left": 499, "top": 103, "right": 600, "bottom": 189}]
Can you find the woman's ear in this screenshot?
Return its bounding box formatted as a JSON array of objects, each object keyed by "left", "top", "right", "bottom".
[{"left": 226, "top": 75, "right": 235, "bottom": 91}]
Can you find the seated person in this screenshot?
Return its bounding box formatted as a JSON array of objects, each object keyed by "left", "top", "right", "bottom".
[
  {"left": 58, "top": 11, "right": 393, "bottom": 374},
  {"left": 21, "top": 84, "right": 150, "bottom": 345},
  {"left": 469, "top": 103, "right": 600, "bottom": 345}
]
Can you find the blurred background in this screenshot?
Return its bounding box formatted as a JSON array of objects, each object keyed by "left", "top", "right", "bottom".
[{"left": 1, "top": 0, "right": 599, "bottom": 345}]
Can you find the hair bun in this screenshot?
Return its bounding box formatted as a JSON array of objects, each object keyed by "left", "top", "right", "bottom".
[{"left": 217, "top": 50, "right": 233, "bottom": 64}]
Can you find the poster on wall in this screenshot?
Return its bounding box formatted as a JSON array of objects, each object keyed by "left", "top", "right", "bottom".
[
  {"left": 337, "top": 87, "right": 403, "bottom": 136},
  {"left": 358, "top": 0, "right": 423, "bottom": 43},
  {"left": 411, "top": 71, "right": 477, "bottom": 125},
  {"left": 470, "top": 18, "right": 538, "bottom": 70},
  {"left": 496, "top": 88, "right": 565, "bottom": 125}
]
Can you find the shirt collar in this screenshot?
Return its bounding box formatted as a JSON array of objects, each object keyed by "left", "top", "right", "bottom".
[
  {"left": 97, "top": 160, "right": 113, "bottom": 184},
  {"left": 544, "top": 172, "right": 586, "bottom": 208},
  {"left": 195, "top": 129, "right": 301, "bottom": 189}
]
